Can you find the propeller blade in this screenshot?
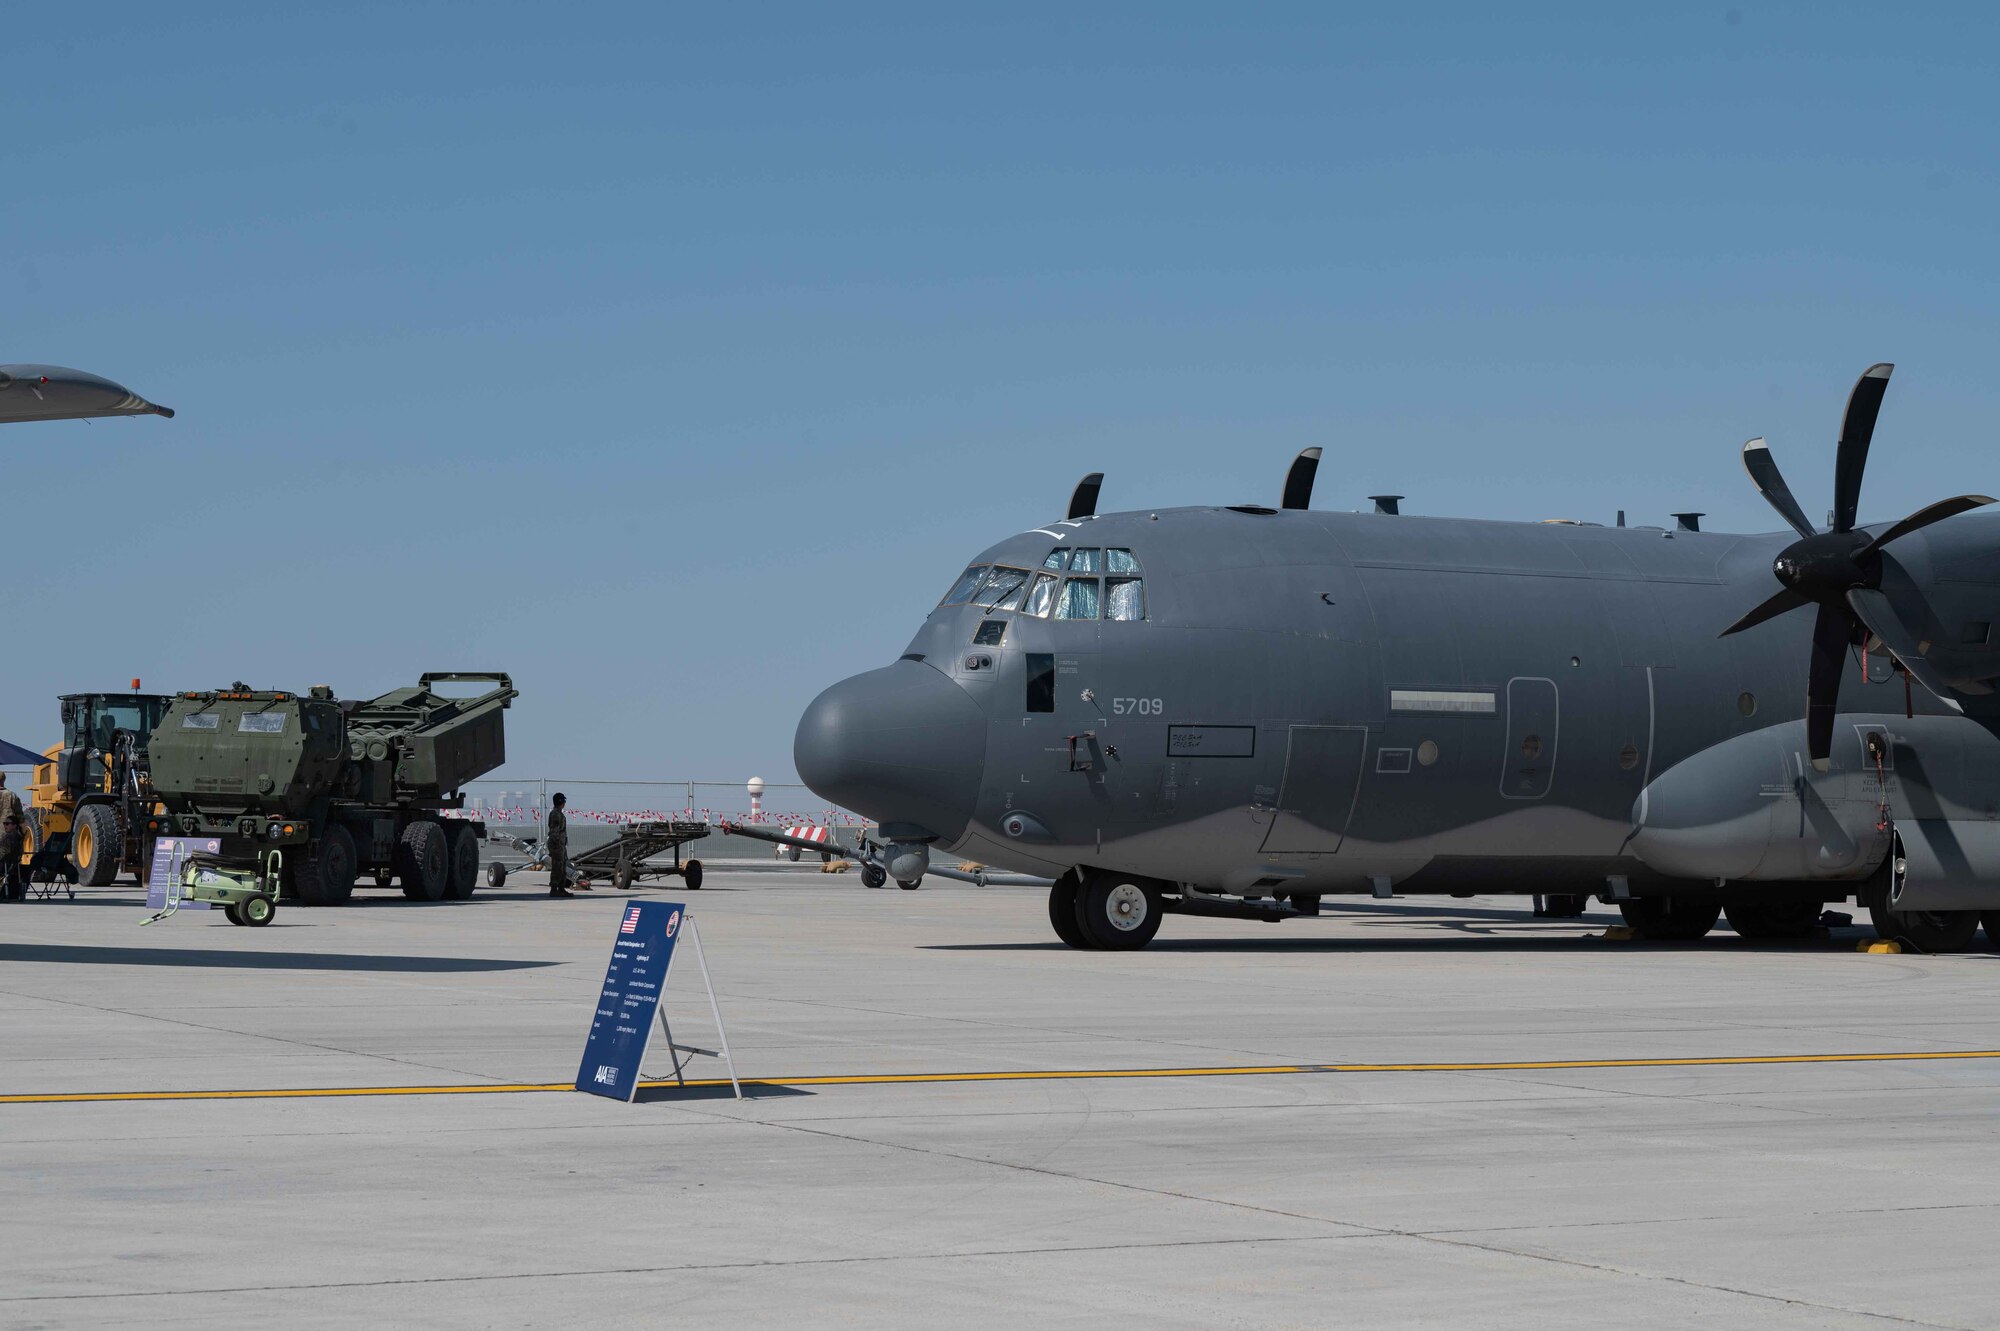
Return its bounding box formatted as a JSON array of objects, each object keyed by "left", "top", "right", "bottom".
[
  {"left": 1719, "top": 585, "right": 1811, "bottom": 637},
  {"left": 1066, "top": 472, "right": 1103, "bottom": 521},
  {"left": 1281, "top": 447, "right": 1321, "bottom": 510},
  {"left": 1740, "top": 438, "right": 1817, "bottom": 539},
  {"left": 1831, "top": 363, "right": 1893, "bottom": 533},
  {"left": 1858, "top": 494, "right": 1996, "bottom": 560},
  {"left": 1846, "top": 587, "right": 1952, "bottom": 701},
  {"left": 1806, "top": 603, "right": 1851, "bottom": 771}
]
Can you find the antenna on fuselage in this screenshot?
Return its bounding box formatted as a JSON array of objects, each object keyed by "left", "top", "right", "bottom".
[
  {"left": 1280, "top": 448, "right": 1321, "bottom": 510},
  {"left": 1066, "top": 473, "right": 1103, "bottom": 520}
]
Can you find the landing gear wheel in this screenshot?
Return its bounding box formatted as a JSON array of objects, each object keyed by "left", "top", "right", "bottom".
[
  {"left": 1983, "top": 913, "right": 2000, "bottom": 949},
  {"left": 683, "top": 859, "right": 703, "bottom": 891},
  {"left": 446, "top": 824, "right": 480, "bottom": 900},
  {"left": 1617, "top": 896, "right": 1720, "bottom": 941},
  {"left": 861, "top": 862, "right": 887, "bottom": 890},
  {"left": 898, "top": 878, "right": 921, "bottom": 891},
  {"left": 1725, "top": 893, "right": 1823, "bottom": 940},
  {"left": 1869, "top": 899, "right": 1980, "bottom": 953},
  {"left": 240, "top": 895, "right": 276, "bottom": 927},
  {"left": 1048, "top": 872, "right": 1093, "bottom": 949},
  {"left": 295, "top": 825, "right": 358, "bottom": 907},
  {"left": 397, "top": 822, "right": 450, "bottom": 901},
  {"left": 1076, "top": 872, "right": 1163, "bottom": 950},
  {"left": 487, "top": 861, "right": 508, "bottom": 888},
  {"left": 71, "top": 803, "right": 121, "bottom": 887}
]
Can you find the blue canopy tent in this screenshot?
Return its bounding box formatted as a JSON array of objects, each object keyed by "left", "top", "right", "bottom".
[{"left": 0, "top": 736, "right": 48, "bottom": 768}]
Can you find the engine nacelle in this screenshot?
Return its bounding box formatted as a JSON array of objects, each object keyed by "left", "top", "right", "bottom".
[
  {"left": 1629, "top": 720, "right": 1893, "bottom": 883},
  {"left": 1887, "top": 820, "right": 2000, "bottom": 911}
]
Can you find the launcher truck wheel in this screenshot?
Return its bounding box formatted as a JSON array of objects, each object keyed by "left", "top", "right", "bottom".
[
  {"left": 398, "top": 822, "right": 450, "bottom": 901},
  {"left": 447, "top": 824, "right": 480, "bottom": 900},
  {"left": 296, "top": 825, "right": 358, "bottom": 907}
]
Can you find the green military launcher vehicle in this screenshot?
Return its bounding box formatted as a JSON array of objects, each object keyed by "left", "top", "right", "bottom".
[{"left": 147, "top": 673, "right": 516, "bottom": 906}]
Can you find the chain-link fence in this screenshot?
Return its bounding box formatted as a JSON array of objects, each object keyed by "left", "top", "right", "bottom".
[{"left": 456, "top": 779, "right": 863, "bottom": 831}]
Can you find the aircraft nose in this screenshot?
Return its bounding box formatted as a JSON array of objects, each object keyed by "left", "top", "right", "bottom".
[{"left": 794, "top": 660, "right": 986, "bottom": 843}]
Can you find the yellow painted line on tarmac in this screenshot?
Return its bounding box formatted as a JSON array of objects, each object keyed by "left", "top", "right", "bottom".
[{"left": 7, "top": 1048, "right": 2000, "bottom": 1106}]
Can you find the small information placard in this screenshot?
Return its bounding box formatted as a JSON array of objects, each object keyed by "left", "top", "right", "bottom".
[
  {"left": 146, "top": 837, "right": 220, "bottom": 911},
  {"left": 575, "top": 900, "right": 685, "bottom": 1102}
]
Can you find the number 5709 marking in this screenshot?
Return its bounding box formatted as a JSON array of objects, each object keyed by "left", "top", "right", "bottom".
[{"left": 1112, "top": 698, "right": 1164, "bottom": 716}]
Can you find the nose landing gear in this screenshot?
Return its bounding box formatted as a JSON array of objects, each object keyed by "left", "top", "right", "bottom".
[{"left": 1049, "top": 868, "right": 1164, "bottom": 950}]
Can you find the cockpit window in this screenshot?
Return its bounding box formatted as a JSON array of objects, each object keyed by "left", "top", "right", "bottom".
[
  {"left": 1106, "top": 577, "right": 1145, "bottom": 621},
  {"left": 1042, "top": 549, "right": 1068, "bottom": 571},
  {"left": 1105, "top": 548, "right": 1140, "bottom": 574},
  {"left": 973, "top": 566, "right": 1031, "bottom": 609},
  {"left": 1056, "top": 577, "right": 1101, "bottom": 620},
  {"left": 941, "top": 565, "right": 990, "bottom": 606},
  {"left": 1023, "top": 572, "right": 1058, "bottom": 617},
  {"left": 1068, "top": 548, "right": 1101, "bottom": 574}
]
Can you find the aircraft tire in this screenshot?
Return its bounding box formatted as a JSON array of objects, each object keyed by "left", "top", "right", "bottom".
[
  {"left": 1048, "top": 872, "right": 1093, "bottom": 949},
  {"left": 861, "top": 862, "right": 888, "bottom": 889},
  {"left": 1076, "top": 872, "right": 1163, "bottom": 951},
  {"left": 1724, "top": 893, "right": 1823, "bottom": 940},
  {"left": 1617, "top": 896, "right": 1720, "bottom": 941},
  {"left": 1868, "top": 900, "right": 1981, "bottom": 953},
  {"left": 1983, "top": 914, "right": 2000, "bottom": 949}
]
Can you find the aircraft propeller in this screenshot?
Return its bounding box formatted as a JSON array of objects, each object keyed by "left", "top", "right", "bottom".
[{"left": 1719, "top": 363, "right": 1994, "bottom": 770}]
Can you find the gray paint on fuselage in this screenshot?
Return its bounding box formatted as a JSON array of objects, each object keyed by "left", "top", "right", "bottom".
[
  {"left": 0, "top": 364, "right": 172, "bottom": 424},
  {"left": 899, "top": 504, "right": 1990, "bottom": 895}
]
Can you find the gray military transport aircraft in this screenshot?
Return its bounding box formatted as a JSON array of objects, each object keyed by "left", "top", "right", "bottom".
[
  {"left": 794, "top": 364, "right": 2000, "bottom": 953},
  {"left": 0, "top": 364, "right": 173, "bottom": 424}
]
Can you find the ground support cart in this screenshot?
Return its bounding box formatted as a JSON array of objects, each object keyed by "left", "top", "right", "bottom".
[{"left": 487, "top": 820, "right": 708, "bottom": 891}]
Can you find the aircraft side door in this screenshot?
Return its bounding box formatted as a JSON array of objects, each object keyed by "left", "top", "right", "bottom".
[
  {"left": 1260, "top": 725, "right": 1368, "bottom": 853},
  {"left": 1500, "top": 677, "right": 1558, "bottom": 800}
]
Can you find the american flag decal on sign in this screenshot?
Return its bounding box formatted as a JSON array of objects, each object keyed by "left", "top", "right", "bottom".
[{"left": 620, "top": 907, "right": 642, "bottom": 935}]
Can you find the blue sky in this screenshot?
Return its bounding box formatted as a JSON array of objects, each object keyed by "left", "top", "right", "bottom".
[{"left": 6, "top": 2, "right": 1998, "bottom": 783}]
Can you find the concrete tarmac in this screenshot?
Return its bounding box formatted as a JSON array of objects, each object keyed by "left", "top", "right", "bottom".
[{"left": 6, "top": 872, "right": 2000, "bottom": 1328}]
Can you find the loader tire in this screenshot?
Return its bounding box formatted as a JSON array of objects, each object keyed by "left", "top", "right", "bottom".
[{"left": 71, "top": 804, "right": 121, "bottom": 887}]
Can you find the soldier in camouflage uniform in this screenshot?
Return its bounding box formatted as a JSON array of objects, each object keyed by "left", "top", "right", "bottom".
[{"left": 546, "top": 792, "right": 571, "bottom": 897}]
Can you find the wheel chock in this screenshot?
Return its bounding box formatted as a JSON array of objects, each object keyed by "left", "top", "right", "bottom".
[
  {"left": 1597, "top": 925, "right": 1640, "bottom": 941},
  {"left": 1858, "top": 939, "right": 1902, "bottom": 954},
  {"left": 821, "top": 859, "right": 851, "bottom": 874}
]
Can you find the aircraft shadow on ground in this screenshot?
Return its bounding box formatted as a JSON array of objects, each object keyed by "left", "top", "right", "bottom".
[
  {"left": 927, "top": 921, "right": 1879, "bottom": 954},
  {"left": 0, "top": 943, "right": 558, "bottom": 972},
  {"left": 633, "top": 1082, "right": 814, "bottom": 1104}
]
